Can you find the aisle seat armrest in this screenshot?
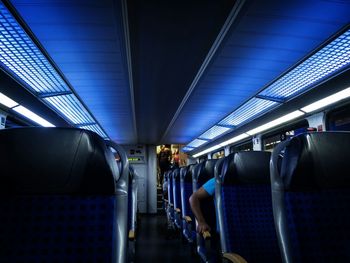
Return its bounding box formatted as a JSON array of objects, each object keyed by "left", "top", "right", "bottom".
[
  {"left": 202, "top": 230, "right": 211, "bottom": 240},
  {"left": 184, "top": 216, "right": 192, "bottom": 223},
  {"left": 128, "top": 230, "right": 135, "bottom": 241},
  {"left": 175, "top": 208, "right": 181, "bottom": 213},
  {"left": 222, "top": 253, "right": 247, "bottom": 263},
  {"left": 169, "top": 203, "right": 174, "bottom": 207},
  {"left": 164, "top": 199, "right": 168, "bottom": 203}
]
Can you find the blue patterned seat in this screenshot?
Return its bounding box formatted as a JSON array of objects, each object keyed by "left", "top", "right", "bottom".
[
  {"left": 216, "top": 151, "right": 281, "bottom": 263},
  {"left": 180, "top": 164, "right": 196, "bottom": 243},
  {"left": 0, "top": 127, "right": 125, "bottom": 263},
  {"left": 172, "top": 168, "right": 182, "bottom": 229},
  {"left": 166, "top": 169, "right": 175, "bottom": 226},
  {"left": 271, "top": 132, "right": 350, "bottom": 263},
  {"left": 192, "top": 159, "right": 218, "bottom": 262}
]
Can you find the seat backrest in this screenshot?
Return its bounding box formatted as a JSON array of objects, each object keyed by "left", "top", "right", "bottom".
[
  {"left": 128, "top": 166, "right": 138, "bottom": 233},
  {"left": 167, "top": 170, "right": 174, "bottom": 205},
  {"left": 217, "top": 150, "right": 280, "bottom": 262},
  {"left": 192, "top": 159, "right": 217, "bottom": 229},
  {"left": 172, "top": 168, "right": 181, "bottom": 211},
  {"left": 271, "top": 132, "right": 350, "bottom": 263},
  {"left": 180, "top": 165, "right": 193, "bottom": 220},
  {"left": 192, "top": 159, "right": 217, "bottom": 191},
  {"left": 0, "top": 127, "right": 120, "bottom": 263}
]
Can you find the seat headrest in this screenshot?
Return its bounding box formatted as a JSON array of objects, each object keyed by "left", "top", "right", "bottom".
[
  {"left": 0, "top": 127, "right": 119, "bottom": 194},
  {"left": 173, "top": 168, "right": 180, "bottom": 180},
  {"left": 179, "top": 166, "right": 187, "bottom": 179},
  {"left": 281, "top": 132, "right": 350, "bottom": 191},
  {"left": 180, "top": 165, "right": 193, "bottom": 182},
  {"left": 164, "top": 170, "right": 171, "bottom": 180},
  {"left": 194, "top": 159, "right": 217, "bottom": 185},
  {"left": 221, "top": 151, "right": 271, "bottom": 185}
]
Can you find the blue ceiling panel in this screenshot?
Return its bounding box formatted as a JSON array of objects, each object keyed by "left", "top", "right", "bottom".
[
  {"left": 10, "top": 0, "right": 136, "bottom": 144},
  {"left": 164, "top": 0, "right": 350, "bottom": 144}
]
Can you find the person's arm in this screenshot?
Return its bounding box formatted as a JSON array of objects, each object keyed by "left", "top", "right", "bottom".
[{"left": 189, "top": 187, "right": 211, "bottom": 233}]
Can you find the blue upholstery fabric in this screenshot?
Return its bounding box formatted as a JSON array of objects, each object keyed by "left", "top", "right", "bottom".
[
  {"left": 285, "top": 190, "right": 350, "bottom": 263},
  {"left": 183, "top": 182, "right": 195, "bottom": 231},
  {"left": 222, "top": 185, "right": 280, "bottom": 263},
  {"left": 173, "top": 180, "right": 181, "bottom": 211},
  {"left": 168, "top": 173, "right": 174, "bottom": 205},
  {"left": 182, "top": 183, "right": 194, "bottom": 219},
  {"left": 0, "top": 195, "right": 117, "bottom": 263}
]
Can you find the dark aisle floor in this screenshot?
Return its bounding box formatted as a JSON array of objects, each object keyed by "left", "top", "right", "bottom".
[{"left": 134, "top": 214, "right": 199, "bottom": 263}]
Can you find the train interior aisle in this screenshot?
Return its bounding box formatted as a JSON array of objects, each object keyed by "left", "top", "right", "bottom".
[
  {"left": 134, "top": 214, "right": 198, "bottom": 263},
  {"left": 1, "top": 0, "right": 350, "bottom": 262}
]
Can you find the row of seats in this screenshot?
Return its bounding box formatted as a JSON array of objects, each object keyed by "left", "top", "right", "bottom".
[
  {"left": 0, "top": 127, "right": 138, "bottom": 263},
  {"left": 164, "top": 132, "right": 350, "bottom": 263}
]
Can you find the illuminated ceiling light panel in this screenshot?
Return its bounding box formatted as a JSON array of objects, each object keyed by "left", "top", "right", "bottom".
[
  {"left": 0, "top": 4, "right": 108, "bottom": 139},
  {"left": 259, "top": 29, "right": 350, "bottom": 100},
  {"left": 301, "top": 87, "right": 350, "bottom": 113},
  {"left": 199, "top": 125, "right": 231, "bottom": 140},
  {"left": 12, "top": 105, "right": 55, "bottom": 127},
  {"left": 0, "top": 92, "right": 18, "bottom": 108},
  {"left": 246, "top": 110, "right": 305, "bottom": 136},
  {"left": 44, "top": 94, "right": 94, "bottom": 125},
  {"left": 219, "top": 98, "right": 278, "bottom": 127},
  {"left": 0, "top": 4, "right": 69, "bottom": 94},
  {"left": 181, "top": 146, "right": 195, "bottom": 152},
  {"left": 78, "top": 124, "right": 107, "bottom": 139},
  {"left": 187, "top": 138, "right": 207, "bottom": 148}
]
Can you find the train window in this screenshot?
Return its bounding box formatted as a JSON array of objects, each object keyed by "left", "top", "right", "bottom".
[
  {"left": 326, "top": 103, "right": 350, "bottom": 131},
  {"left": 230, "top": 140, "right": 253, "bottom": 153},
  {"left": 263, "top": 120, "right": 309, "bottom": 152},
  {"left": 212, "top": 149, "right": 225, "bottom": 159}
]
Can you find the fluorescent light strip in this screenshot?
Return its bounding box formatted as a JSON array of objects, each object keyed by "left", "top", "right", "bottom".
[
  {"left": 187, "top": 138, "right": 208, "bottom": 148},
  {"left": 79, "top": 124, "right": 107, "bottom": 138},
  {"left": 259, "top": 29, "right": 350, "bottom": 100},
  {"left": 192, "top": 87, "right": 350, "bottom": 158},
  {"left": 220, "top": 98, "right": 278, "bottom": 126},
  {"left": 0, "top": 5, "right": 69, "bottom": 93},
  {"left": 193, "top": 144, "right": 222, "bottom": 158},
  {"left": 44, "top": 94, "right": 95, "bottom": 125},
  {"left": 192, "top": 133, "right": 249, "bottom": 158},
  {"left": 0, "top": 92, "right": 18, "bottom": 108},
  {"left": 0, "top": 4, "right": 108, "bottom": 138},
  {"left": 219, "top": 133, "right": 250, "bottom": 147},
  {"left": 301, "top": 87, "right": 350, "bottom": 113},
  {"left": 13, "top": 105, "right": 55, "bottom": 127},
  {"left": 246, "top": 110, "right": 305, "bottom": 136},
  {"left": 199, "top": 125, "right": 231, "bottom": 140}
]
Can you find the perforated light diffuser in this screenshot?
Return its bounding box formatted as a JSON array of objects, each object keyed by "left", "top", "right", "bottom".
[
  {"left": 0, "top": 4, "right": 69, "bottom": 94},
  {"left": 219, "top": 98, "right": 278, "bottom": 127},
  {"left": 187, "top": 138, "right": 207, "bottom": 148},
  {"left": 44, "top": 94, "right": 95, "bottom": 125},
  {"left": 0, "top": 3, "right": 108, "bottom": 138},
  {"left": 259, "top": 29, "right": 350, "bottom": 100},
  {"left": 181, "top": 146, "right": 195, "bottom": 152},
  {"left": 199, "top": 125, "right": 231, "bottom": 140}
]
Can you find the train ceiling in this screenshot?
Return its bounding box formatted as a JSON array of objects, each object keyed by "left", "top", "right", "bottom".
[{"left": 1, "top": 0, "right": 350, "bottom": 146}]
